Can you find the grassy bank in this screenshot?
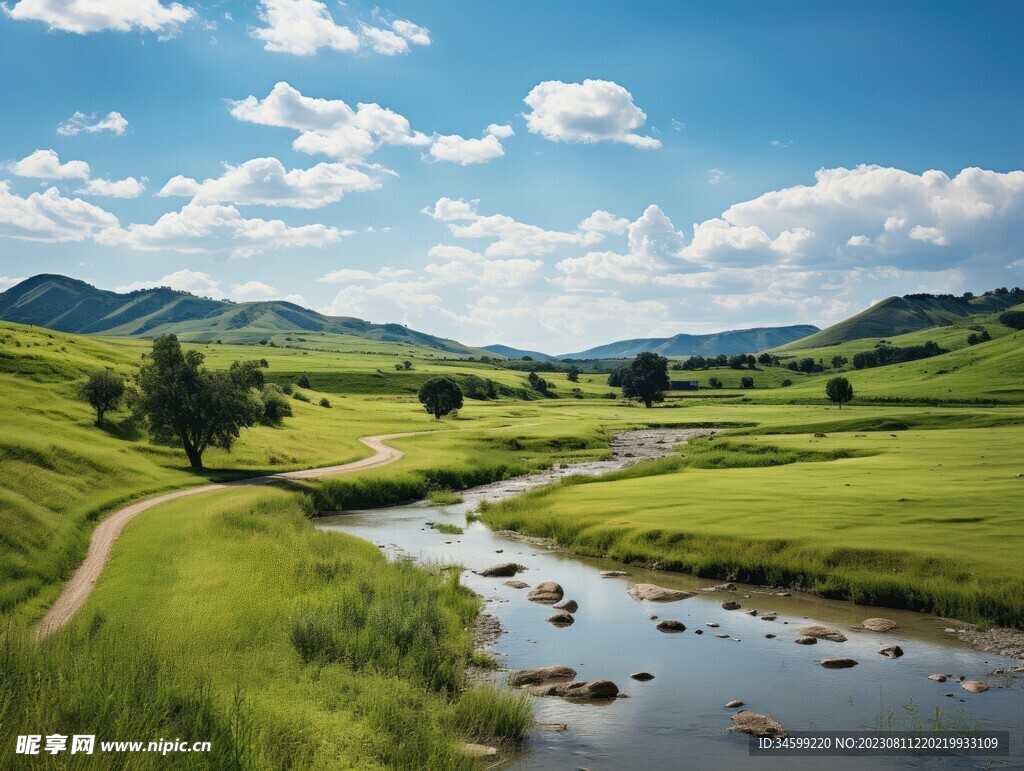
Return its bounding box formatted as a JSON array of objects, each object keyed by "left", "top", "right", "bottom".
[
  {"left": 0, "top": 487, "right": 532, "bottom": 769},
  {"left": 479, "top": 427, "right": 1024, "bottom": 627}
]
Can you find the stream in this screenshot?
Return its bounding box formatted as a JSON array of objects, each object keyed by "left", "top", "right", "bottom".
[{"left": 316, "top": 430, "right": 1023, "bottom": 769}]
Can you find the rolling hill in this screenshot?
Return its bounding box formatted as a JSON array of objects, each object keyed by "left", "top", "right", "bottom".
[
  {"left": 480, "top": 344, "right": 557, "bottom": 362},
  {"left": 773, "top": 293, "right": 1021, "bottom": 351},
  {"left": 0, "top": 274, "right": 484, "bottom": 355},
  {"left": 558, "top": 325, "right": 819, "bottom": 359}
]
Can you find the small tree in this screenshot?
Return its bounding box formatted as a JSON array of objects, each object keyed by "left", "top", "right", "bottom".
[
  {"left": 740, "top": 376, "right": 754, "bottom": 389},
  {"left": 260, "top": 383, "right": 293, "bottom": 426},
  {"left": 708, "top": 376, "right": 723, "bottom": 389},
  {"left": 80, "top": 369, "right": 125, "bottom": 426},
  {"left": 998, "top": 310, "right": 1024, "bottom": 330},
  {"left": 621, "top": 351, "right": 670, "bottom": 408},
  {"left": 825, "top": 376, "right": 854, "bottom": 409},
  {"left": 566, "top": 366, "right": 581, "bottom": 383},
  {"left": 831, "top": 355, "right": 848, "bottom": 369},
  {"left": 132, "top": 335, "right": 264, "bottom": 468},
  {"left": 418, "top": 376, "right": 464, "bottom": 419},
  {"left": 297, "top": 374, "right": 311, "bottom": 389}
]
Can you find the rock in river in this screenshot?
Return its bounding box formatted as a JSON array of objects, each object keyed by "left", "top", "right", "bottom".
[
  {"left": 630, "top": 672, "right": 655, "bottom": 681},
  {"left": 528, "top": 582, "right": 564, "bottom": 604},
  {"left": 600, "top": 570, "right": 629, "bottom": 578},
  {"left": 553, "top": 599, "right": 578, "bottom": 613},
  {"left": 928, "top": 674, "right": 948, "bottom": 682},
  {"left": 656, "top": 620, "right": 686, "bottom": 632},
  {"left": 721, "top": 601, "right": 742, "bottom": 611},
  {"left": 476, "top": 562, "right": 525, "bottom": 577},
  {"left": 730, "top": 711, "right": 788, "bottom": 739},
  {"left": 820, "top": 658, "right": 859, "bottom": 669},
  {"left": 794, "top": 636, "right": 817, "bottom": 645},
  {"left": 880, "top": 645, "right": 904, "bottom": 659},
  {"left": 627, "top": 583, "right": 695, "bottom": 602},
  {"left": 546, "top": 612, "right": 575, "bottom": 627},
  {"left": 798, "top": 625, "right": 848, "bottom": 642},
  {"left": 961, "top": 681, "right": 990, "bottom": 693},
  {"left": 724, "top": 700, "right": 745, "bottom": 708},
  {"left": 861, "top": 617, "right": 898, "bottom": 632},
  {"left": 508, "top": 665, "right": 577, "bottom": 687},
  {"left": 537, "top": 680, "right": 620, "bottom": 700},
  {"left": 503, "top": 580, "right": 529, "bottom": 589}
]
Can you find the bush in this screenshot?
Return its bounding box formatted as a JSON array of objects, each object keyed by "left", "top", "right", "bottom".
[
  {"left": 999, "top": 310, "right": 1024, "bottom": 330},
  {"left": 297, "top": 375, "right": 311, "bottom": 389},
  {"left": 740, "top": 376, "right": 754, "bottom": 389},
  {"left": 261, "top": 383, "right": 294, "bottom": 426},
  {"left": 319, "top": 397, "right": 331, "bottom": 408},
  {"left": 292, "top": 391, "right": 311, "bottom": 403},
  {"left": 708, "top": 377, "right": 723, "bottom": 389}
]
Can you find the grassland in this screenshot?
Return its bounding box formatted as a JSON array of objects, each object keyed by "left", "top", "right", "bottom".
[{"left": 1, "top": 487, "right": 532, "bottom": 769}]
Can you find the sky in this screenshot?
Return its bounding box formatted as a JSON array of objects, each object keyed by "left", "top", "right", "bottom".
[{"left": 1, "top": 0, "right": 1024, "bottom": 353}]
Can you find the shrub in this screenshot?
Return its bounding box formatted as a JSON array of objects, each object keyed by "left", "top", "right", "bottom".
[
  {"left": 319, "top": 397, "right": 331, "bottom": 408},
  {"left": 998, "top": 310, "right": 1024, "bottom": 330}
]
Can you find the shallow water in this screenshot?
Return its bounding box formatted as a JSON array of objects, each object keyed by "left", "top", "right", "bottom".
[{"left": 317, "top": 439, "right": 1023, "bottom": 769}]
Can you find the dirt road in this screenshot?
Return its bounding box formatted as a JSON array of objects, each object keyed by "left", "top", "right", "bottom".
[{"left": 34, "top": 433, "right": 412, "bottom": 639}]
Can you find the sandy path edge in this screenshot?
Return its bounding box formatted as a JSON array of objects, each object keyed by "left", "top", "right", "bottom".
[{"left": 34, "top": 432, "right": 414, "bottom": 639}]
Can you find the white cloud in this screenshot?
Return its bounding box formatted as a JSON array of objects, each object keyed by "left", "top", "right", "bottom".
[
  {"left": 317, "top": 266, "right": 414, "bottom": 283},
  {"left": 680, "top": 165, "right": 1024, "bottom": 270},
  {"left": 4, "top": 0, "right": 195, "bottom": 34},
  {"left": 57, "top": 111, "right": 129, "bottom": 136},
  {"left": 391, "top": 19, "right": 430, "bottom": 46},
  {"left": 229, "top": 82, "right": 429, "bottom": 162},
  {"left": 230, "top": 280, "right": 280, "bottom": 299},
  {"left": 423, "top": 196, "right": 602, "bottom": 256},
  {"left": 706, "top": 168, "right": 728, "bottom": 185},
  {"left": 76, "top": 176, "right": 146, "bottom": 198},
  {"left": 523, "top": 79, "right": 660, "bottom": 149},
  {"left": 158, "top": 157, "right": 381, "bottom": 208},
  {"left": 249, "top": 0, "right": 430, "bottom": 56},
  {"left": 116, "top": 269, "right": 223, "bottom": 295},
  {"left": 0, "top": 181, "right": 118, "bottom": 242},
  {"left": 10, "top": 149, "right": 90, "bottom": 180},
  {"left": 428, "top": 124, "right": 513, "bottom": 165},
  {"left": 95, "top": 198, "right": 344, "bottom": 257},
  {"left": 671, "top": 119, "right": 686, "bottom": 132},
  {"left": 578, "top": 209, "right": 629, "bottom": 234}
]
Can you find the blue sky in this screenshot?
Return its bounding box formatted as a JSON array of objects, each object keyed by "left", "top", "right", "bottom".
[{"left": 2, "top": 0, "right": 1024, "bottom": 352}]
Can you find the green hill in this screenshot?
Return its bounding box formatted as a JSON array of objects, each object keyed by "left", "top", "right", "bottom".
[
  {"left": 481, "top": 344, "right": 555, "bottom": 361},
  {"left": 774, "top": 293, "right": 1021, "bottom": 351},
  {"left": 0, "top": 274, "right": 484, "bottom": 355},
  {"left": 559, "top": 325, "right": 819, "bottom": 359}
]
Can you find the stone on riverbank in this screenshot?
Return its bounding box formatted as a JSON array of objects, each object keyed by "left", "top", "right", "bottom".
[
  {"left": 627, "top": 583, "right": 695, "bottom": 602},
  {"left": 528, "top": 582, "right": 564, "bottom": 604},
  {"left": 861, "top": 618, "right": 898, "bottom": 632},
  {"left": 798, "top": 625, "right": 848, "bottom": 642},
  {"left": 476, "top": 562, "right": 525, "bottom": 577},
  {"left": 961, "top": 680, "right": 990, "bottom": 693},
  {"left": 508, "top": 665, "right": 577, "bottom": 687}
]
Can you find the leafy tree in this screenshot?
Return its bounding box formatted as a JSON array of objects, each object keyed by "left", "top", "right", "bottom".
[
  {"left": 418, "top": 376, "right": 464, "bottom": 419},
  {"left": 297, "top": 374, "right": 311, "bottom": 389},
  {"left": 831, "top": 355, "right": 848, "bottom": 369},
  {"left": 967, "top": 333, "right": 981, "bottom": 346},
  {"left": 798, "top": 357, "right": 817, "bottom": 374},
  {"left": 999, "top": 310, "right": 1024, "bottom": 330},
  {"left": 786, "top": 361, "right": 800, "bottom": 372},
  {"left": 80, "top": 369, "right": 125, "bottom": 426},
  {"left": 708, "top": 376, "right": 723, "bottom": 389},
  {"left": 607, "top": 367, "right": 628, "bottom": 387},
  {"left": 319, "top": 397, "right": 332, "bottom": 408},
  {"left": 132, "top": 335, "right": 265, "bottom": 468},
  {"left": 260, "top": 383, "right": 294, "bottom": 426},
  {"left": 402, "top": 360, "right": 414, "bottom": 370},
  {"left": 621, "top": 351, "right": 670, "bottom": 407},
  {"left": 728, "top": 354, "right": 748, "bottom": 369},
  {"left": 781, "top": 378, "right": 793, "bottom": 387},
  {"left": 740, "top": 376, "right": 754, "bottom": 389},
  {"left": 825, "top": 376, "right": 854, "bottom": 409},
  {"left": 566, "top": 366, "right": 581, "bottom": 383}
]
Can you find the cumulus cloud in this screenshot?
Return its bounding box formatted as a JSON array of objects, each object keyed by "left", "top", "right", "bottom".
[
  {"left": 578, "top": 209, "right": 629, "bottom": 234},
  {"left": 1, "top": 275, "right": 27, "bottom": 291},
  {"left": 57, "top": 111, "right": 129, "bottom": 136},
  {"left": 318, "top": 266, "right": 414, "bottom": 283},
  {"left": 10, "top": 149, "right": 90, "bottom": 180},
  {"left": 116, "top": 269, "right": 224, "bottom": 295},
  {"left": 422, "top": 196, "right": 602, "bottom": 256},
  {"left": 428, "top": 124, "right": 513, "bottom": 165},
  {"left": 229, "top": 82, "right": 429, "bottom": 162},
  {"left": 4, "top": 0, "right": 195, "bottom": 34},
  {"left": 681, "top": 165, "right": 1024, "bottom": 270},
  {"left": 95, "top": 197, "right": 345, "bottom": 257},
  {"left": 523, "top": 79, "right": 660, "bottom": 149},
  {"left": 249, "top": 0, "right": 430, "bottom": 56},
  {"left": 158, "top": 157, "right": 382, "bottom": 207},
  {"left": 76, "top": 176, "right": 146, "bottom": 198},
  {"left": 0, "top": 181, "right": 118, "bottom": 242}
]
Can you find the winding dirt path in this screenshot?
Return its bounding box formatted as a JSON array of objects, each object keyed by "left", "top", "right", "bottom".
[{"left": 35, "top": 433, "right": 414, "bottom": 639}]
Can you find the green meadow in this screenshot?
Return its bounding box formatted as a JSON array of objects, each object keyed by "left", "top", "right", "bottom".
[{"left": 3, "top": 311, "right": 1024, "bottom": 766}]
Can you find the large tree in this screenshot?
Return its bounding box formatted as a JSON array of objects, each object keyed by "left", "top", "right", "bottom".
[
  {"left": 80, "top": 369, "right": 125, "bottom": 426},
  {"left": 621, "top": 351, "right": 670, "bottom": 408},
  {"left": 825, "top": 376, "right": 855, "bottom": 409},
  {"left": 132, "top": 335, "right": 265, "bottom": 468},
  {"left": 418, "top": 376, "right": 464, "bottom": 419}
]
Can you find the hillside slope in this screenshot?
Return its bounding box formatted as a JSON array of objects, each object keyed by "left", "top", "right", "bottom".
[
  {"left": 0, "top": 275, "right": 482, "bottom": 354},
  {"left": 481, "top": 344, "right": 556, "bottom": 361},
  {"left": 774, "top": 293, "right": 1021, "bottom": 351},
  {"left": 560, "top": 325, "right": 819, "bottom": 359}
]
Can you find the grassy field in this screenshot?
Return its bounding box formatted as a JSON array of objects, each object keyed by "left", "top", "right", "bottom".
[
  {"left": 1, "top": 487, "right": 532, "bottom": 769},
  {"left": 480, "top": 419, "right": 1024, "bottom": 626}
]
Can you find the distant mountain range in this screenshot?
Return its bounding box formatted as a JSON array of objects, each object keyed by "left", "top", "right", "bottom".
[
  {"left": 772, "top": 293, "right": 1023, "bottom": 351},
  {"left": 556, "top": 326, "right": 820, "bottom": 359},
  {"left": 480, "top": 344, "right": 558, "bottom": 362},
  {"left": 0, "top": 275, "right": 482, "bottom": 355}
]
